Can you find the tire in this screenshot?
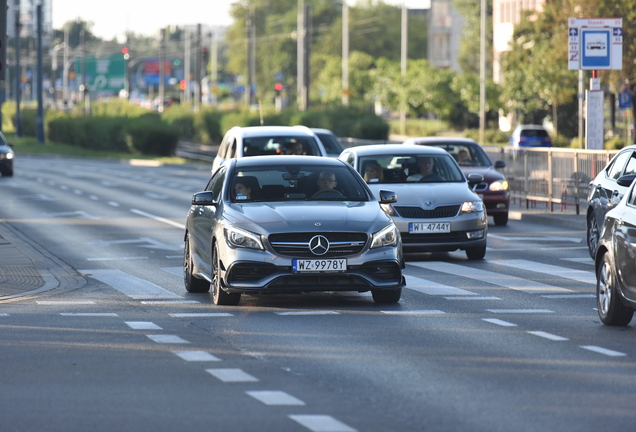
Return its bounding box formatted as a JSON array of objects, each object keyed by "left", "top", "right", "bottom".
[
  {"left": 493, "top": 212, "right": 508, "bottom": 226},
  {"left": 211, "top": 244, "right": 241, "bottom": 306},
  {"left": 597, "top": 252, "right": 634, "bottom": 326},
  {"left": 587, "top": 213, "right": 599, "bottom": 259},
  {"left": 372, "top": 287, "right": 402, "bottom": 304},
  {"left": 1, "top": 169, "right": 13, "bottom": 177},
  {"left": 184, "top": 236, "right": 210, "bottom": 293},
  {"left": 466, "top": 245, "right": 486, "bottom": 260}
]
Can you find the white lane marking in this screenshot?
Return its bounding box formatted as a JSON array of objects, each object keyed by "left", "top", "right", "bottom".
[
  {"left": 444, "top": 296, "right": 500, "bottom": 300},
  {"left": 410, "top": 262, "right": 573, "bottom": 293},
  {"left": 60, "top": 313, "right": 118, "bottom": 317},
  {"left": 486, "top": 309, "right": 555, "bottom": 314},
  {"left": 162, "top": 267, "right": 183, "bottom": 277},
  {"left": 206, "top": 368, "right": 259, "bottom": 382},
  {"left": 172, "top": 351, "right": 221, "bottom": 362},
  {"left": 275, "top": 311, "right": 340, "bottom": 316},
  {"left": 89, "top": 238, "right": 181, "bottom": 250},
  {"left": 562, "top": 257, "right": 594, "bottom": 265},
  {"left": 41, "top": 210, "right": 99, "bottom": 219},
  {"left": 488, "top": 234, "right": 582, "bottom": 243},
  {"left": 581, "top": 345, "right": 626, "bottom": 357},
  {"left": 144, "top": 192, "right": 169, "bottom": 199},
  {"left": 165, "top": 255, "right": 183, "bottom": 259},
  {"left": 146, "top": 334, "right": 190, "bottom": 344},
  {"left": 89, "top": 195, "right": 100, "bottom": 200},
  {"left": 169, "top": 313, "right": 233, "bottom": 317},
  {"left": 404, "top": 274, "right": 478, "bottom": 296},
  {"left": 289, "top": 415, "right": 357, "bottom": 432},
  {"left": 528, "top": 331, "right": 569, "bottom": 341},
  {"left": 131, "top": 209, "right": 186, "bottom": 229},
  {"left": 74, "top": 189, "right": 83, "bottom": 195},
  {"left": 38, "top": 301, "right": 96, "bottom": 305},
  {"left": 86, "top": 257, "right": 149, "bottom": 261},
  {"left": 108, "top": 201, "right": 120, "bottom": 207},
  {"left": 78, "top": 269, "right": 182, "bottom": 299},
  {"left": 141, "top": 300, "right": 199, "bottom": 304},
  {"left": 0, "top": 313, "right": 9, "bottom": 316},
  {"left": 60, "top": 185, "right": 68, "bottom": 190},
  {"left": 246, "top": 390, "right": 306, "bottom": 406},
  {"left": 541, "top": 294, "right": 595, "bottom": 299},
  {"left": 490, "top": 260, "right": 596, "bottom": 285},
  {"left": 380, "top": 310, "right": 445, "bottom": 315},
  {"left": 482, "top": 318, "right": 517, "bottom": 327},
  {"left": 126, "top": 321, "right": 162, "bottom": 330}
]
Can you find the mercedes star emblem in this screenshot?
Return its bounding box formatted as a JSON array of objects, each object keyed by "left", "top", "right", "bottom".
[{"left": 309, "top": 235, "right": 329, "bottom": 256}]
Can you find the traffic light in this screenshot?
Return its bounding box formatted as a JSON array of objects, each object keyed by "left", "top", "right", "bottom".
[
  {"left": 179, "top": 80, "right": 186, "bottom": 91},
  {"left": 173, "top": 59, "right": 181, "bottom": 66},
  {"left": 121, "top": 46, "right": 129, "bottom": 60},
  {"left": 275, "top": 83, "right": 283, "bottom": 94},
  {"left": 201, "top": 47, "right": 209, "bottom": 63}
]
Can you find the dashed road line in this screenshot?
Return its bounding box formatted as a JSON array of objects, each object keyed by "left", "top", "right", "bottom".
[
  {"left": 486, "top": 309, "right": 555, "bottom": 314},
  {"left": 60, "top": 313, "right": 118, "bottom": 317},
  {"left": 126, "top": 321, "right": 162, "bottom": 330},
  {"left": 528, "top": 331, "right": 568, "bottom": 341},
  {"left": 169, "top": 313, "right": 233, "bottom": 317},
  {"left": 289, "top": 415, "right": 357, "bottom": 432},
  {"left": 275, "top": 311, "right": 340, "bottom": 316},
  {"left": 380, "top": 310, "right": 445, "bottom": 315},
  {"left": 444, "top": 296, "right": 500, "bottom": 301},
  {"left": 482, "top": 318, "right": 517, "bottom": 326},
  {"left": 38, "top": 301, "right": 96, "bottom": 305},
  {"left": 580, "top": 345, "right": 626, "bottom": 357},
  {"left": 146, "top": 334, "right": 190, "bottom": 344},
  {"left": 206, "top": 368, "right": 259, "bottom": 382},
  {"left": 172, "top": 351, "right": 221, "bottom": 362},
  {"left": 246, "top": 390, "right": 305, "bottom": 406},
  {"left": 541, "top": 294, "right": 595, "bottom": 299}
]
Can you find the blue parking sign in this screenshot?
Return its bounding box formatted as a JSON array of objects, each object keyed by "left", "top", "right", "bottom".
[{"left": 619, "top": 91, "right": 632, "bottom": 110}]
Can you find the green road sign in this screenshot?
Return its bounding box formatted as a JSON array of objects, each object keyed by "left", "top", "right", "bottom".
[{"left": 75, "top": 54, "right": 126, "bottom": 93}]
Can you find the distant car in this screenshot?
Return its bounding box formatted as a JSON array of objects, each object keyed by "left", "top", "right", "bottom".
[
  {"left": 509, "top": 125, "right": 552, "bottom": 148},
  {"left": 586, "top": 145, "right": 636, "bottom": 259},
  {"left": 184, "top": 155, "right": 405, "bottom": 305},
  {"left": 339, "top": 144, "right": 488, "bottom": 259},
  {"left": 0, "top": 134, "right": 14, "bottom": 177},
  {"left": 402, "top": 137, "right": 510, "bottom": 226},
  {"left": 595, "top": 177, "right": 636, "bottom": 326},
  {"left": 211, "top": 126, "right": 329, "bottom": 173},
  {"left": 310, "top": 128, "right": 345, "bottom": 157}
]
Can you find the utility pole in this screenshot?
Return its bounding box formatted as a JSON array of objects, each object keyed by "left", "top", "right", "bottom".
[
  {"left": 184, "top": 27, "right": 190, "bottom": 104},
  {"left": 246, "top": 8, "right": 255, "bottom": 108},
  {"left": 0, "top": 0, "right": 7, "bottom": 132},
  {"left": 400, "top": 3, "right": 407, "bottom": 135},
  {"left": 14, "top": 0, "right": 20, "bottom": 137},
  {"left": 159, "top": 27, "right": 166, "bottom": 112},
  {"left": 194, "top": 23, "right": 201, "bottom": 111},
  {"left": 211, "top": 31, "right": 217, "bottom": 105},
  {"left": 341, "top": 1, "right": 349, "bottom": 106},
  {"left": 62, "top": 27, "right": 68, "bottom": 110},
  {"left": 297, "top": 0, "right": 305, "bottom": 111},
  {"left": 36, "top": 3, "right": 43, "bottom": 142},
  {"left": 479, "top": 0, "right": 486, "bottom": 146}
]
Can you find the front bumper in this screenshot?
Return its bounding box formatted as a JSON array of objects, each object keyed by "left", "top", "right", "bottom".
[{"left": 395, "top": 212, "right": 488, "bottom": 252}]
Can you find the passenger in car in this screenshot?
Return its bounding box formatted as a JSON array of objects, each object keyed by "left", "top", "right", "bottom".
[
  {"left": 364, "top": 160, "right": 384, "bottom": 183},
  {"left": 285, "top": 140, "right": 304, "bottom": 155},
  {"left": 456, "top": 149, "right": 471, "bottom": 166},
  {"left": 234, "top": 182, "right": 252, "bottom": 200}
]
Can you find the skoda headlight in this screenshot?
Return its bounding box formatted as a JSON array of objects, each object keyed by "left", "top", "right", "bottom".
[
  {"left": 5, "top": 153, "right": 12, "bottom": 159},
  {"left": 489, "top": 180, "right": 508, "bottom": 191},
  {"left": 460, "top": 201, "right": 484, "bottom": 214},
  {"left": 224, "top": 226, "right": 264, "bottom": 250},
  {"left": 371, "top": 224, "right": 399, "bottom": 249}
]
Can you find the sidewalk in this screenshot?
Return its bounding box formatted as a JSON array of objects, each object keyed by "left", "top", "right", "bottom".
[{"left": 0, "top": 205, "right": 586, "bottom": 300}]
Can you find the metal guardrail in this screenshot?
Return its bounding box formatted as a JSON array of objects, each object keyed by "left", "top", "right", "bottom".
[{"left": 482, "top": 146, "right": 617, "bottom": 214}]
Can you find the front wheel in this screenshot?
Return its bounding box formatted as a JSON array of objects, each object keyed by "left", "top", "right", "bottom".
[
  {"left": 184, "top": 236, "right": 210, "bottom": 293},
  {"left": 371, "top": 287, "right": 402, "bottom": 304},
  {"left": 466, "top": 245, "right": 486, "bottom": 260},
  {"left": 587, "top": 213, "right": 599, "bottom": 259},
  {"left": 493, "top": 212, "right": 508, "bottom": 226},
  {"left": 211, "top": 244, "right": 241, "bottom": 306},
  {"left": 597, "top": 253, "right": 634, "bottom": 326}
]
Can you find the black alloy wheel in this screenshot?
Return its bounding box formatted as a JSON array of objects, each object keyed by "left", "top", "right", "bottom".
[
  {"left": 597, "top": 252, "right": 634, "bottom": 326},
  {"left": 211, "top": 244, "right": 241, "bottom": 306},
  {"left": 587, "top": 213, "right": 599, "bottom": 259}
]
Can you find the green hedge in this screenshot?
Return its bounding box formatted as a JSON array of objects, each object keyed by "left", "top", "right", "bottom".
[{"left": 125, "top": 118, "right": 180, "bottom": 156}]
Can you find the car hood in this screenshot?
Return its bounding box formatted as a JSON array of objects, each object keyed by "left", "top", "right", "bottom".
[
  {"left": 367, "top": 182, "right": 480, "bottom": 206},
  {"left": 458, "top": 166, "right": 505, "bottom": 182},
  {"left": 225, "top": 201, "right": 392, "bottom": 234}
]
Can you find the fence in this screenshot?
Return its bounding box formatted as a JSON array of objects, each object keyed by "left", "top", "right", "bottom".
[{"left": 482, "top": 146, "right": 618, "bottom": 214}]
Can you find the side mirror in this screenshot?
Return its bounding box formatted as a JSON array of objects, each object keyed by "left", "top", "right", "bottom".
[
  {"left": 467, "top": 173, "right": 484, "bottom": 186},
  {"left": 192, "top": 191, "right": 215, "bottom": 205},
  {"left": 378, "top": 189, "right": 397, "bottom": 204},
  {"left": 494, "top": 160, "right": 505, "bottom": 169},
  {"left": 617, "top": 174, "right": 636, "bottom": 187}
]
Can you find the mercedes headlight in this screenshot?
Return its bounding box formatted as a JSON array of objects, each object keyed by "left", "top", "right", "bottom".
[
  {"left": 460, "top": 201, "right": 484, "bottom": 214},
  {"left": 489, "top": 180, "right": 508, "bottom": 191},
  {"left": 371, "top": 224, "right": 399, "bottom": 249},
  {"left": 224, "top": 226, "right": 264, "bottom": 250}
]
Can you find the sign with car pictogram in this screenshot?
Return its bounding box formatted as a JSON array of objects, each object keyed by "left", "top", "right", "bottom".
[{"left": 567, "top": 17, "right": 622, "bottom": 70}]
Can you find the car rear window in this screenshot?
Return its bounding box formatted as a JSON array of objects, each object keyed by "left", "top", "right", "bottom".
[
  {"left": 520, "top": 129, "right": 549, "bottom": 137},
  {"left": 243, "top": 136, "right": 319, "bottom": 156},
  {"left": 315, "top": 133, "right": 344, "bottom": 154}
]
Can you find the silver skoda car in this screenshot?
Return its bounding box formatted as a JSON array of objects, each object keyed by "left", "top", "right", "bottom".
[
  {"left": 339, "top": 145, "right": 488, "bottom": 259},
  {"left": 184, "top": 156, "right": 405, "bottom": 305}
]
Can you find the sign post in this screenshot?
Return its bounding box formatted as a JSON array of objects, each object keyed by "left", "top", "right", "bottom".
[{"left": 568, "top": 18, "right": 623, "bottom": 149}]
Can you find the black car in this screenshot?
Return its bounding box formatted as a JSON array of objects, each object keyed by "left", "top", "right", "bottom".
[
  {"left": 586, "top": 145, "right": 636, "bottom": 259},
  {"left": 311, "top": 128, "right": 345, "bottom": 157},
  {"left": 0, "top": 135, "right": 14, "bottom": 177},
  {"left": 595, "top": 176, "right": 636, "bottom": 326}
]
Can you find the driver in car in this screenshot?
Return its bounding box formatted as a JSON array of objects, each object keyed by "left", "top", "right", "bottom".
[{"left": 312, "top": 170, "right": 340, "bottom": 198}]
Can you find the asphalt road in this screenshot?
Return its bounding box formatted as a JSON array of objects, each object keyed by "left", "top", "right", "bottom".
[{"left": 1, "top": 155, "right": 633, "bottom": 432}]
